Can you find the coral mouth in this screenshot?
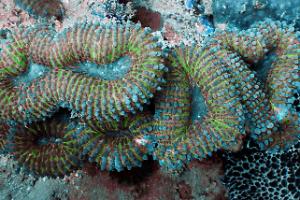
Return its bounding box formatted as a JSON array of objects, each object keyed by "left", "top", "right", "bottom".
[
  {"left": 70, "top": 55, "right": 132, "bottom": 80},
  {"left": 105, "top": 129, "right": 133, "bottom": 138},
  {"left": 36, "top": 137, "right": 63, "bottom": 146},
  {"left": 11, "top": 63, "right": 49, "bottom": 87}
]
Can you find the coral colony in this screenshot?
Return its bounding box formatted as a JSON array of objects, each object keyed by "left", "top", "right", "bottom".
[
  {"left": 0, "top": 0, "right": 299, "bottom": 199},
  {"left": 1, "top": 18, "right": 299, "bottom": 174}
]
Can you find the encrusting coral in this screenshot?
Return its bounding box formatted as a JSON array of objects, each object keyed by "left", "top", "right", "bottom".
[{"left": 224, "top": 141, "right": 300, "bottom": 200}]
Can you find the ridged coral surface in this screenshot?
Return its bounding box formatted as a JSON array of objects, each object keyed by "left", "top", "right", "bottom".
[
  {"left": 214, "top": 20, "right": 300, "bottom": 124},
  {"left": 0, "top": 18, "right": 299, "bottom": 176},
  {"left": 0, "top": 21, "right": 166, "bottom": 123},
  {"left": 0, "top": 123, "right": 9, "bottom": 153},
  {"left": 150, "top": 46, "right": 245, "bottom": 170},
  {"left": 149, "top": 19, "right": 300, "bottom": 172},
  {"left": 9, "top": 118, "right": 81, "bottom": 177},
  {"left": 204, "top": 20, "right": 300, "bottom": 151},
  {"left": 70, "top": 113, "right": 154, "bottom": 172}
]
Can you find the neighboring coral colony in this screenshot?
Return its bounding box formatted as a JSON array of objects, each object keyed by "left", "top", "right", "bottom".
[
  {"left": 0, "top": 18, "right": 299, "bottom": 177},
  {"left": 224, "top": 141, "right": 300, "bottom": 200}
]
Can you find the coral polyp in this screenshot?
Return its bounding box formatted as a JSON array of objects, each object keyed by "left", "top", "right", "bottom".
[
  {"left": 9, "top": 118, "right": 81, "bottom": 177},
  {"left": 213, "top": 20, "right": 300, "bottom": 125},
  {"left": 205, "top": 33, "right": 276, "bottom": 137},
  {"left": 256, "top": 116, "right": 300, "bottom": 151},
  {"left": 70, "top": 113, "right": 154, "bottom": 172},
  {"left": 182, "top": 44, "right": 246, "bottom": 151},
  {"left": 150, "top": 64, "right": 192, "bottom": 170}
]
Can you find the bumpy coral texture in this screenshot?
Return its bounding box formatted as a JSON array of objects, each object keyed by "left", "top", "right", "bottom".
[
  {"left": 149, "top": 19, "right": 299, "bottom": 170},
  {"left": 70, "top": 113, "right": 154, "bottom": 172},
  {"left": 0, "top": 19, "right": 299, "bottom": 176},
  {"left": 224, "top": 142, "right": 300, "bottom": 200},
  {"left": 9, "top": 118, "right": 81, "bottom": 177},
  {"left": 149, "top": 47, "right": 245, "bottom": 170},
  {"left": 0, "top": 21, "right": 165, "bottom": 124},
  {"left": 14, "top": 0, "right": 65, "bottom": 19},
  {"left": 0, "top": 123, "right": 9, "bottom": 153},
  {"left": 205, "top": 20, "right": 300, "bottom": 151}
]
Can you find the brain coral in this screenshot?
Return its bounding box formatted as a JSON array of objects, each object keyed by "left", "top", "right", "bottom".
[
  {"left": 70, "top": 113, "right": 154, "bottom": 172},
  {"left": 0, "top": 40, "right": 58, "bottom": 123},
  {"left": 8, "top": 117, "right": 81, "bottom": 177},
  {"left": 204, "top": 19, "right": 300, "bottom": 151},
  {"left": 0, "top": 18, "right": 299, "bottom": 176},
  {"left": 149, "top": 46, "right": 245, "bottom": 170},
  {"left": 150, "top": 19, "right": 300, "bottom": 171},
  {"left": 0, "top": 21, "right": 166, "bottom": 123}
]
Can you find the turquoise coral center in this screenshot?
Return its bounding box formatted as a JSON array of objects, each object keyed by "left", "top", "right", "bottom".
[
  {"left": 105, "top": 129, "right": 132, "bottom": 138},
  {"left": 72, "top": 55, "right": 132, "bottom": 80},
  {"left": 12, "top": 63, "right": 49, "bottom": 87},
  {"left": 191, "top": 86, "right": 208, "bottom": 121},
  {"left": 37, "top": 137, "right": 63, "bottom": 146}
]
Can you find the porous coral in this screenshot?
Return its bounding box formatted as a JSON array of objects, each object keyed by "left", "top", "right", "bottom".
[
  {"left": 224, "top": 141, "right": 300, "bottom": 200},
  {"left": 70, "top": 113, "right": 154, "bottom": 172},
  {"left": 8, "top": 117, "right": 81, "bottom": 177}
]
